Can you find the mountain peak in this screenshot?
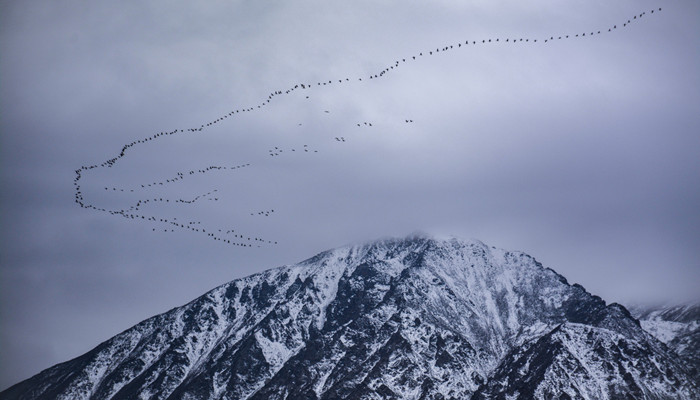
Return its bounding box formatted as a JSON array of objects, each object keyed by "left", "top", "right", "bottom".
[{"left": 3, "top": 237, "right": 698, "bottom": 399}]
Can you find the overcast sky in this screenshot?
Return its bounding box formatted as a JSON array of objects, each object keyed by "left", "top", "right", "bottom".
[{"left": 1, "top": 0, "right": 699, "bottom": 390}]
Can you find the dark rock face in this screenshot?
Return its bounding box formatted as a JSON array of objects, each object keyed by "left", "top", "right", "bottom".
[{"left": 2, "top": 235, "right": 698, "bottom": 399}]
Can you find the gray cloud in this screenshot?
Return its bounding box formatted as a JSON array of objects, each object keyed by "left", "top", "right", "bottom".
[{"left": 2, "top": 0, "right": 699, "bottom": 390}]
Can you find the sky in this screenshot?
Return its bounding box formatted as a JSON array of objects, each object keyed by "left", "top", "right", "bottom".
[{"left": 1, "top": 0, "right": 699, "bottom": 390}]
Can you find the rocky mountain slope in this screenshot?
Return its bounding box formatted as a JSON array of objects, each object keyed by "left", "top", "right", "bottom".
[
  {"left": 631, "top": 303, "right": 700, "bottom": 380},
  {"left": 2, "top": 235, "right": 697, "bottom": 399}
]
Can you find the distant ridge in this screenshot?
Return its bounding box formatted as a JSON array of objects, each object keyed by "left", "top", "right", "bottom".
[{"left": 630, "top": 303, "right": 700, "bottom": 381}]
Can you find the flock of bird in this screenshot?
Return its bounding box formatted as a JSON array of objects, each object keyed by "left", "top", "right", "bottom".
[
  {"left": 268, "top": 145, "right": 318, "bottom": 157},
  {"left": 251, "top": 210, "right": 275, "bottom": 217},
  {"left": 127, "top": 190, "right": 219, "bottom": 213},
  {"left": 73, "top": 8, "right": 661, "bottom": 248},
  {"left": 102, "top": 164, "right": 251, "bottom": 193}
]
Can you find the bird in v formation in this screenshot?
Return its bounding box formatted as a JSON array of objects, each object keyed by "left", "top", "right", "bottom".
[{"left": 74, "top": 8, "right": 658, "bottom": 248}]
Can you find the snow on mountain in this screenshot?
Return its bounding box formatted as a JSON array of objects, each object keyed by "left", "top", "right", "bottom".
[
  {"left": 2, "top": 235, "right": 698, "bottom": 399},
  {"left": 630, "top": 303, "right": 700, "bottom": 380},
  {"left": 473, "top": 308, "right": 696, "bottom": 399}
]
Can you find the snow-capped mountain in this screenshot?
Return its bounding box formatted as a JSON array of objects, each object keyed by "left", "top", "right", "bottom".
[
  {"left": 630, "top": 304, "right": 700, "bottom": 380},
  {"left": 2, "top": 235, "right": 698, "bottom": 399}
]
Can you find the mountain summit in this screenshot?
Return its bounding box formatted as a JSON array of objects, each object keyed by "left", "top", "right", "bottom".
[{"left": 2, "top": 235, "right": 697, "bottom": 399}]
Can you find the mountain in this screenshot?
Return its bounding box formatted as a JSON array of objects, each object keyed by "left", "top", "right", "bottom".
[
  {"left": 2, "top": 235, "right": 698, "bottom": 399},
  {"left": 630, "top": 303, "right": 700, "bottom": 380}
]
